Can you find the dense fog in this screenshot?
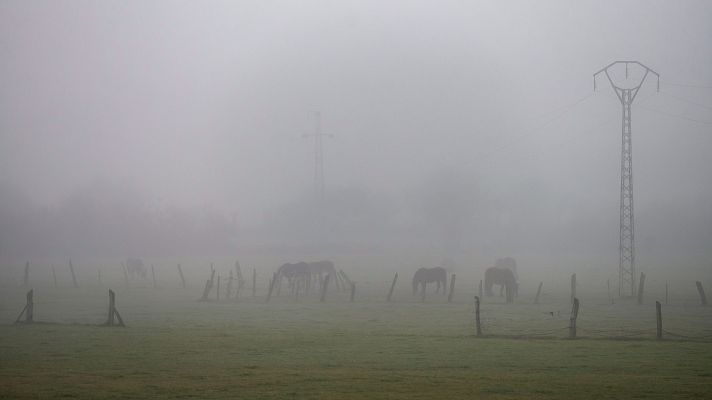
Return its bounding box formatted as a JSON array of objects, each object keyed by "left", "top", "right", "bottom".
[{"left": 1, "top": 1, "right": 711, "bottom": 270}]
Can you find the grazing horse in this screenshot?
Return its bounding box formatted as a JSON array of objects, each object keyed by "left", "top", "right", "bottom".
[
  {"left": 494, "top": 257, "right": 518, "bottom": 280},
  {"left": 125, "top": 258, "right": 147, "bottom": 279},
  {"left": 275, "top": 262, "right": 311, "bottom": 294},
  {"left": 412, "top": 267, "right": 447, "bottom": 295},
  {"left": 308, "top": 260, "right": 342, "bottom": 291},
  {"left": 484, "top": 267, "right": 517, "bottom": 303}
]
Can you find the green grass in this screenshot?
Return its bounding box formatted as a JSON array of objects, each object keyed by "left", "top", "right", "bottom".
[{"left": 1, "top": 283, "right": 711, "bottom": 399}]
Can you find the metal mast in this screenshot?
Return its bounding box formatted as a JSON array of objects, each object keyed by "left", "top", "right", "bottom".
[
  {"left": 303, "top": 111, "right": 332, "bottom": 202},
  {"left": 594, "top": 61, "right": 659, "bottom": 297}
]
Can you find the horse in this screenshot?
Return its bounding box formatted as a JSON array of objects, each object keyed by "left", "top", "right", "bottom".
[
  {"left": 125, "top": 258, "right": 147, "bottom": 279},
  {"left": 275, "top": 262, "right": 311, "bottom": 294},
  {"left": 412, "top": 267, "right": 447, "bottom": 295},
  {"left": 484, "top": 266, "right": 517, "bottom": 303},
  {"left": 308, "top": 260, "right": 343, "bottom": 291},
  {"left": 494, "top": 257, "right": 518, "bottom": 280}
]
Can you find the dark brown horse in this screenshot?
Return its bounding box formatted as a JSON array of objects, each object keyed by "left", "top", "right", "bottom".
[
  {"left": 412, "top": 267, "right": 447, "bottom": 295},
  {"left": 276, "top": 262, "right": 311, "bottom": 294},
  {"left": 484, "top": 267, "right": 517, "bottom": 303}
]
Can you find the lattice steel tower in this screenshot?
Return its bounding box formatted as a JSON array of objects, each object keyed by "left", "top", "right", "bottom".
[
  {"left": 594, "top": 61, "right": 659, "bottom": 297},
  {"left": 303, "top": 111, "right": 333, "bottom": 202}
]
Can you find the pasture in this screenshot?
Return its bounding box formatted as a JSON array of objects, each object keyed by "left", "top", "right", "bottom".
[{"left": 1, "top": 262, "right": 712, "bottom": 399}]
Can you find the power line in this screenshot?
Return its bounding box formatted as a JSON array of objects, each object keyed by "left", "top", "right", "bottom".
[
  {"left": 659, "top": 91, "right": 712, "bottom": 111},
  {"left": 661, "top": 81, "right": 712, "bottom": 90},
  {"left": 638, "top": 105, "right": 712, "bottom": 126}
]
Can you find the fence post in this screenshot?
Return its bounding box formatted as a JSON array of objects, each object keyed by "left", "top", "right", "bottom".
[
  {"left": 607, "top": 279, "right": 613, "bottom": 304},
  {"left": 534, "top": 282, "right": 543, "bottom": 304},
  {"left": 448, "top": 274, "right": 456, "bottom": 303},
  {"left": 252, "top": 268, "right": 257, "bottom": 297},
  {"left": 69, "top": 259, "right": 78, "bottom": 288},
  {"left": 695, "top": 281, "right": 707, "bottom": 306},
  {"left": 151, "top": 264, "right": 157, "bottom": 289},
  {"left": 24, "top": 261, "right": 29, "bottom": 287},
  {"left": 226, "top": 271, "right": 234, "bottom": 300},
  {"left": 216, "top": 275, "right": 221, "bottom": 301},
  {"left": 105, "top": 289, "right": 125, "bottom": 327},
  {"left": 177, "top": 264, "right": 186, "bottom": 289},
  {"left": 570, "top": 273, "right": 576, "bottom": 304},
  {"left": 320, "top": 274, "right": 331, "bottom": 302},
  {"left": 478, "top": 279, "right": 483, "bottom": 300},
  {"left": 122, "top": 263, "right": 129, "bottom": 288},
  {"left": 386, "top": 273, "right": 398, "bottom": 302},
  {"left": 200, "top": 279, "right": 211, "bottom": 301},
  {"left": 235, "top": 261, "right": 245, "bottom": 292},
  {"left": 15, "top": 289, "right": 34, "bottom": 324},
  {"left": 350, "top": 282, "right": 356, "bottom": 302},
  {"left": 637, "top": 272, "right": 646, "bottom": 305},
  {"left": 569, "top": 297, "right": 580, "bottom": 339},
  {"left": 266, "top": 272, "right": 278, "bottom": 303},
  {"left": 474, "top": 295, "right": 482, "bottom": 337},
  {"left": 97, "top": 269, "right": 102, "bottom": 285},
  {"left": 656, "top": 301, "right": 662, "bottom": 340}
]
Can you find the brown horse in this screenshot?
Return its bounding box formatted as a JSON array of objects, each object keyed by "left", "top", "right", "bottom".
[
  {"left": 484, "top": 267, "right": 517, "bottom": 303},
  {"left": 412, "top": 267, "right": 447, "bottom": 295}
]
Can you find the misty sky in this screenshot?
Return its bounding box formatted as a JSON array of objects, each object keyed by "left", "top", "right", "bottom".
[{"left": 1, "top": 1, "right": 711, "bottom": 263}]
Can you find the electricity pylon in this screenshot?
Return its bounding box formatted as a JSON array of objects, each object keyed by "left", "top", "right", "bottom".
[
  {"left": 594, "top": 61, "right": 659, "bottom": 297},
  {"left": 302, "top": 111, "right": 333, "bottom": 202}
]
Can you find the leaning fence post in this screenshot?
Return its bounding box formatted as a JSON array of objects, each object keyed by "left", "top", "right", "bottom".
[
  {"left": 534, "top": 282, "right": 543, "bottom": 304},
  {"left": 570, "top": 273, "right": 576, "bottom": 304},
  {"left": 350, "top": 282, "right": 356, "bottom": 302},
  {"left": 637, "top": 272, "right": 646, "bottom": 305},
  {"left": 69, "top": 259, "right": 78, "bottom": 288},
  {"left": 216, "top": 275, "right": 221, "bottom": 301},
  {"left": 15, "top": 289, "right": 34, "bottom": 324},
  {"left": 695, "top": 281, "right": 707, "bottom": 306},
  {"left": 177, "top": 264, "right": 186, "bottom": 288},
  {"left": 386, "top": 273, "right": 398, "bottom": 302},
  {"left": 320, "top": 274, "right": 331, "bottom": 302},
  {"left": 656, "top": 301, "right": 663, "bottom": 340},
  {"left": 474, "top": 295, "right": 482, "bottom": 337},
  {"left": 448, "top": 274, "right": 456, "bottom": 303},
  {"left": 105, "top": 289, "right": 125, "bottom": 327},
  {"left": 569, "top": 297, "right": 580, "bottom": 339}
]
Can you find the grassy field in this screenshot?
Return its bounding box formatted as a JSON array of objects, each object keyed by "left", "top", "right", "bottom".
[{"left": 1, "top": 275, "right": 712, "bottom": 399}]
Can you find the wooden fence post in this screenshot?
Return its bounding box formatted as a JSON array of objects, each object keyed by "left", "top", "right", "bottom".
[
  {"left": 24, "top": 261, "right": 29, "bottom": 287},
  {"left": 15, "top": 289, "right": 34, "bottom": 324},
  {"left": 122, "top": 263, "right": 129, "bottom": 288},
  {"left": 105, "top": 289, "right": 125, "bottom": 327},
  {"left": 386, "top": 273, "right": 398, "bottom": 302},
  {"left": 69, "top": 259, "right": 78, "bottom": 288},
  {"left": 97, "top": 269, "right": 102, "bottom": 285},
  {"left": 448, "top": 274, "right": 456, "bottom": 303},
  {"left": 52, "top": 265, "right": 57, "bottom": 288},
  {"left": 266, "top": 272, "right": 278, "bottom": 303},
  {"left": 534, "top": 282, "right": 543, "bottom": 304},
  {"left": 252, "top": 268, "right": 257, "bottom": 297},
  {"left": 151, "top": 264, "right": 157, "bottom": 289},
  {"left": 474, "top": 295, "right": 482, "bottom": 337},
  {"left": 569, "top": 297, "right": 580, "bottom": 339},
  {"left": 607, "top": 279, "right": 613, "bottom": 304},
  {"left": 637, "top": 272, "right": 646, "bottom": 305},
  {"left": 320, "top": 274, "right": 331, "bottom": 302},
  {"left": 235, "top": 261, "right": 245, "bottom": 292},
  {"left": 656, "top": 301, "right": 662, "bottom": 340},
  {"left": 350, "top": 282, "right": 356, "bottom": 302},
  {"left": 200, "top": 279, "right": 211, "bottom": 301},
  {"left": 226, "top": 271, "right": 234, "bottom": 300},
  {"left": 177, "top": 264, "right": 186, "bottom": 289},
  {"left": 216, "top": 275, "right": 221, "bottom": 301},
  {"left": 695, "top": 281, "right": 707, "bottom": 306},
  {"left": 478, "top": 279, "right": 483, "bottom": 300},
  {"left": 570, "top": 273, "right": 576, "bottom": 304}
]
